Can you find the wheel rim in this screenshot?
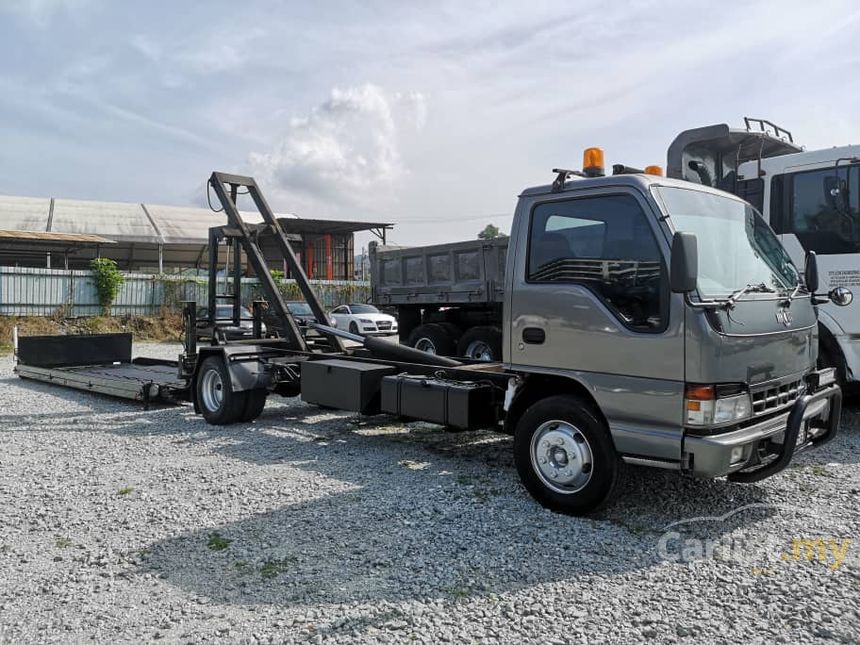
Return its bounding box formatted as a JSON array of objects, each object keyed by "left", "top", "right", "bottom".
[
  {"left": 414, "top": 337, "right": 437, "bottom": 354},
  {"left": 200, "top": 367, "right": 224, "bottom": 412},
  {"left": 530, "top": 420, "right": 594, "bottom": 494},
  {"left": 464, "top": 339, "right": 494, "bottom": 361}
]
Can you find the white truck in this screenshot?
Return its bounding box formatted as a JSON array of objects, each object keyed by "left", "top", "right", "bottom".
[{"left": 669, "top": 119, "right": 860, "bottom": 393}]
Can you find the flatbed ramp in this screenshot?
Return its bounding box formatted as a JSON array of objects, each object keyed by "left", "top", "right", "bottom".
[{"left": 15, "top": 333, "right": 189, "bottom": 404}]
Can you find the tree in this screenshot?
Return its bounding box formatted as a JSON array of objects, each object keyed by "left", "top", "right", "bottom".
[{"left": 478, "top": 224, "right": 502, "bottom": 239}]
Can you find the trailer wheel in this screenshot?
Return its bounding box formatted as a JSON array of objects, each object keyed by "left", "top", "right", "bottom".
[
  {"left": 196, "top": 356, "right": 245, "bottom": 425},
  {"left": 513, "top": 395, "right": 620, "bottom": 515},
  {"left": 241, "top": 389, "right": 267, "bottom": 422},
  {"left": 407, "top": 323, "right": 456, "bottom": 356},
  {"left": 457, "top": 326, "right": 502, "bottom": 361}
]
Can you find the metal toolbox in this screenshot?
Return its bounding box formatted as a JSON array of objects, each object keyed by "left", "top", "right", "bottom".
[
  {"left": 300, "top": 359, "right": 396, "bottom": 414},
  {"left": 380, "top": 374, "right": 496, "bottom": 430}
]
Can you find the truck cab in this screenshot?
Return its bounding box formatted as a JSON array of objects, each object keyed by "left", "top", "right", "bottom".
[
  {"left": 669, "top": 120, "right": 860, "bottom": 392},
  {"left": 501, "top": 157, "right": 842, "bottom": 513}
]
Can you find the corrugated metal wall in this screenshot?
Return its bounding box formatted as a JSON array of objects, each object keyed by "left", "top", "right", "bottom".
[{"left": 0, "top": 267, "right": 369, "bottom": 316}]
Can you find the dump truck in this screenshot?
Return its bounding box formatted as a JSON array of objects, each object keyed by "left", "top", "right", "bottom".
[
  {"left": 369, "top": 236, "right": 508, "bottom": 359},
  {"left": 17, "top": 166, "right": 848, "bottom": 515}
]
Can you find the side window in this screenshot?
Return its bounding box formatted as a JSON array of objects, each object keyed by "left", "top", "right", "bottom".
[
  {"left": 776, "top": 166, "right": 860, "bottom": 255},
  {"left": 528, "top": 194, "right": 665, "bottom": 332},
  {"left": 736, "top": 178, "right": 764, "bottom": 213},
  {"left": 332, "top": 306, "right": 346, "bottom": 314}
]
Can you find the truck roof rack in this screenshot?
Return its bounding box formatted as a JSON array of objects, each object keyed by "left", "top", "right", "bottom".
[
  {"left": 744, "top": 117, "right": 793, "bottom": 144},
  {"left": 551, "top": 168, "right": 585, "bottom": 192}
]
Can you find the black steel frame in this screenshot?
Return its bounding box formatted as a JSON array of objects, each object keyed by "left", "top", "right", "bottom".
[{"left": 205, "top": 172, "right": 344, "bottom": 353}]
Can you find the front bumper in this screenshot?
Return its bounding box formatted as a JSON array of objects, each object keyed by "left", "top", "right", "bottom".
[
  {"left": 683, "top": 370, "right": 843, "bottom": 482},
  {"left": 362, "top": 329, "right": 398, "bottom": 336}
]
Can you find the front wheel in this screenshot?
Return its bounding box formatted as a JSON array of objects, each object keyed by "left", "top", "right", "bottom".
[{"left": 513, "top": 395, "right": 620, "bottom": 515}]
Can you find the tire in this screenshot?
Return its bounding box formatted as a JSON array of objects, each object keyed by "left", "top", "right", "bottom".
[
  {"left": 196, "top": 356, "right": 246, "bottom": 425},
  {"left": 818, "top": 332, "right": 848, "bottom": 391},
  {"left": 349, "top": 321, "right": 360, "bottom": 335},
  {"left": 407, "top": 323, "right": 456, "bottom": 356},
  {"left": 438, "top": 322, "right": 462, "bottom": 344},
  {"left": 513, "top": 395, "right": 620, "bottom": 515},
  {"left": 241, "top": 389, "right": 267, "bottom": 422},
  {"left": 456, "top": 326, "right": 503, "bottom": 361}
]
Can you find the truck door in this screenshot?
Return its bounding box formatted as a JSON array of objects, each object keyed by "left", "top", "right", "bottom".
[
  {"left": 770, "top": 165, "right": 860, "bottom": 380},
  {"left": 506, "top": 187, "right": 687, "bottom": 461}
]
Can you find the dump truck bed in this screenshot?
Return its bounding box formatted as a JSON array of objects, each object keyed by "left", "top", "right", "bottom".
[{"left": 370, "top": 237, "right": 508, "bottom": 306}]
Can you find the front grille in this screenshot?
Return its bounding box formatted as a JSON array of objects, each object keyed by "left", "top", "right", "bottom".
[
  {"left": 376, "top": 321, "right": 392, "bottom": 330},
  {"left": 751, "top": 377, "right": 804, "bottom": 416}
]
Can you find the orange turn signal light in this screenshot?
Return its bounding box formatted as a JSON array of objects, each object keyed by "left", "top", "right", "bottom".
[
  {"left": 583, "top": 147, "right": 605, "bottom": 176},
  {"left": 644, "top": 165, "right": 663, "bottom": 176},
  {"left": 685, "top": 384, "right": 715, "bottom": 401}
]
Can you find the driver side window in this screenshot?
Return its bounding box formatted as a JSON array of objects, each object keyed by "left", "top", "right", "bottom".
[{"left": 527, "top": 194, "right": 666, "bottom": 332}]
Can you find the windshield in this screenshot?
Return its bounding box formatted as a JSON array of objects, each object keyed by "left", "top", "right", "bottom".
[
  {"left": 287, "top": 302, "right": 313, "bottom": 315},
  {"left": 349, "top": 304, "right": 379, "bottom": 314},
  {"left": 214, "top": 305, "right": 252, "bottom": 319},
  {"left": 655, "top": 186, "right": 799, "bottom": 298}
]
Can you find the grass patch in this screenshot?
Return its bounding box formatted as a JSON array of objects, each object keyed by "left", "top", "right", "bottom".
[
  {"left": 445, "top": 585, "right": 471, "bottom": 600},
  {"left": 259, "top": 557, "right": 295, "bottom": 579},
  {"left": 206, "top": 533, "right": 233, "bottom": 551},
  {"left": 55, "top": 537, "right": 74, "bottom": 549},
  {"left": 0, "top": 312, "right": 184, "bottom": 348},
  {"left": 117, "top": 486, "right": 134, "bottom": 496}
]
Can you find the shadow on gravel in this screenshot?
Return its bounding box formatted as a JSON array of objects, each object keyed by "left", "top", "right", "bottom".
[{"left": 135, "top": 403, "right": 789, "bottom": 607}]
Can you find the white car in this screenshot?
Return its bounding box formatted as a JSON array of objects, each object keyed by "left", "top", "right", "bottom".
[{"left": 330, "top": 303, "right": 398, "bottom": 336}]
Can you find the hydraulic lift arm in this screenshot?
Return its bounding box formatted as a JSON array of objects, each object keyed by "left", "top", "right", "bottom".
[{"left": 207, "top": 172, "right": 345, "bottom": 353}]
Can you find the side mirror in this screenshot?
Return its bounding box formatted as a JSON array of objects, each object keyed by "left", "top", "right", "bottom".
[
  {"left": 670, "top": 232, "right": 698, "bottom": 293},
  {"left": 805, "top": 251, "right": 819, "bottom": 293},
  {"left": 829, "top": 286, "right": 854, "bottom": 307}
]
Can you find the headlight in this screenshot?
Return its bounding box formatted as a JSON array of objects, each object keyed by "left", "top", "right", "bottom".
[
  {"left": 685, "top": 384, "right": 752, "bottom": 426},
  {"left": 358, "top": 318, "right": 374, "bottom": 324}
]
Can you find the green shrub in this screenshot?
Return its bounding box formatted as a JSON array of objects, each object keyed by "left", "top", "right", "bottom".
[{"left": 90, "top": 258, "right": 125, "bottom": 315}]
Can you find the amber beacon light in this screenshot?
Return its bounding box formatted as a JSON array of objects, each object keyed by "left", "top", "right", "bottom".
[
  {"left": 644, "top": 165, "right": 664, "bottom": 176},
  {"left": 582, "top": 147, "right": 605, "bottom": 177}
]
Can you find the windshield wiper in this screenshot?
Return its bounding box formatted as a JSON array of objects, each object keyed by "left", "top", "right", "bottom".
[{"left": 726, "top": 282, "right": 776, "bottom": 308}]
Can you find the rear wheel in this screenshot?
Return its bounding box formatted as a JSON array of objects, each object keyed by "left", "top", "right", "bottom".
[
  {"left": 241, "top": 389, "right": 267, "bottom": 422},
  {"left": 457, "top": 326, "right": 502, "bottom": 361},
  {"left": 196, "top": 356, "right": 245, "bottom": 425},
  {"left": 407, "top": 323, "right": 456, "bottom": 356},
  {"left": 513, "top": 395, "right": 620, "bottom": 515}
]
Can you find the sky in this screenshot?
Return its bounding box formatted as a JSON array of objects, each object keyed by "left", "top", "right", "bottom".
[{"left": 2, "top": 0, "right": 860, "bottom": 250}]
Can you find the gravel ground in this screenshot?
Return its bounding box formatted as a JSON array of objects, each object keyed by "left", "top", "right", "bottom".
[{"left": 1, "top": 342, "right": 859, "bottom": 644}]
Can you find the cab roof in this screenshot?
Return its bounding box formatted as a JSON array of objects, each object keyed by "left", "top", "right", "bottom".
[{"left": 519, "top": 172, "right": 739, "bottom": 200}]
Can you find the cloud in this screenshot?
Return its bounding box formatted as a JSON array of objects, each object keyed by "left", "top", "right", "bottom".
[
  {"left": 1, "top": 0, "right": 96, "bottom": 25},
  {"left": 249, "top": 84, "right": 426, "bottom": 212}
]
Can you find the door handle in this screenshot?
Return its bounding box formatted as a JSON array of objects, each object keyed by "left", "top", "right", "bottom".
[{"left": 522, "top": 327, "right": 545, "bottom": 344}]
